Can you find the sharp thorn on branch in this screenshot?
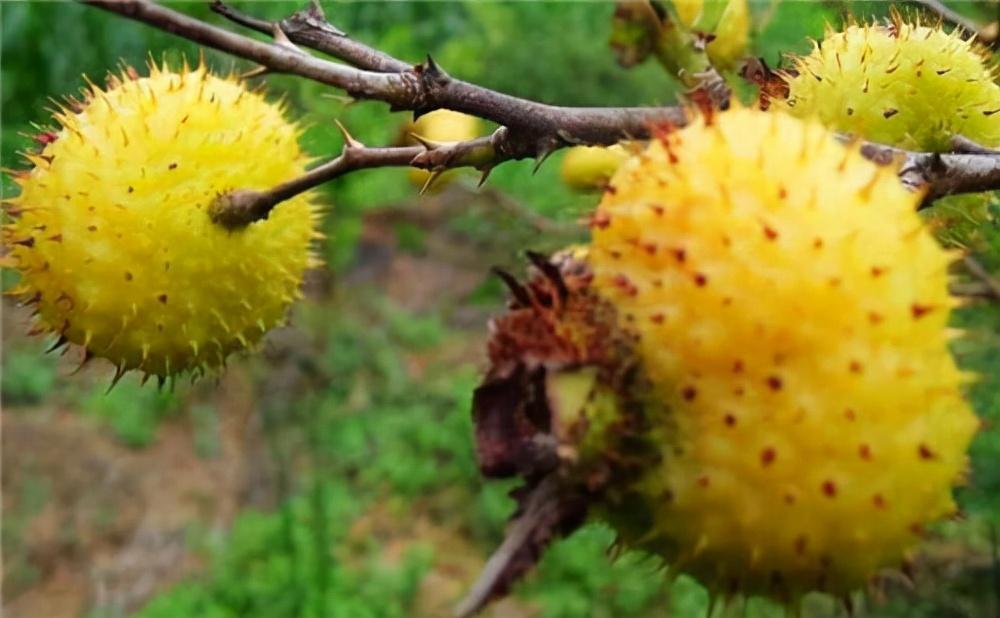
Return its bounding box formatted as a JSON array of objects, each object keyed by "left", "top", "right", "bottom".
[
  {"left": 240, "top": 64, "right": 272, "bottom": 79},
  {"left": 271, "top": 22, "right": 305, "bottom": 54},
  {"left": 423, "top": 54, "right": 444, "bottom": 77},
  {"left": 409, "top": 132, "right": 448, "bottom": 150},
  {"left": 334, "top": 119, "right": 365, "bottom": 149},
  {"left": 532, "top": 148, "right": 556, "bottom": 175},
  {"left": 477, "top": 165, "right": 494, "bottom": 188},
  {"left": 419, "top": 170, "right": 445, "bottom": 195},
  {"left": 307, "top": 0, "right": 326, "bottom": 21}
]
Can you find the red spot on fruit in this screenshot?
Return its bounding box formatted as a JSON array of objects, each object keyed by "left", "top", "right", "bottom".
[
  {"left": 650, "top": 313, "right": 665, "bottom": 324},
  {"left": 873, "top": 494, "right": 886, "bottom": 509},
  {"left": 723, "top": 413, "right": 737, "bottom": 427},
  {"left": 732, "top": 360, "right": 744, "bottom": 373},
  {"left": 589, "top": 212, "right": 611, "bottom": 229},
  {"left": 672, "top": 248, "right": 686, "bottom": 263},
  {"left": 767, "top": 375, "right": 783, "bottom": 391},
  {"left": 643, "top": 242, "right": 658, "bottom": 255},
  {"left": 911, "top": 303, "right": 933, "bottom": 319},
  {"left": 697, "top": 475, "right": 710, "bottom": 488},
  {"left": 650, "top": 204, "right": 665, "bottom": 216},
  {"left": 784, "top": 493, "right": 796, "bottom": 505},
  {"left": 794, "top": 535, "right": 807, "bottom": 555},
  {"left": 918, "top": 443, "right": 935, "bottom": 460},
  {"left": 849, "top": 360, "right": 863, "bottom": 373},
  {"left": 760, "top": 447, "right": 776, "bottom": 466},
  {"left": 859, "top": 444, "right": 872, "bottom": 460},
  {"left": 682, "top": 386, "right": 697, "bottom": 401},
  {"left": 871, "top": 266, "right": 885, "bottom": 277},
  {"left": 763, "top": 225, "right": 778, "bottom": 240},
  {"left": 694, "top": 273, "right": 708, "bottom": 287},
  {"left": 822, "top": 480, "right": 837, "bottom": 497},
  {"left": 844, "top": 408, "right": 856, "bottom": 421},
  {"left": 157, "top": 294, "right": 168, "bottom": 304}
]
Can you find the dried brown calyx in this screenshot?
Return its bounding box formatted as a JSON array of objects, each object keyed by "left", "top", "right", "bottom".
[{"left": 459, "top": 251, "right": 659, "bottom": 618}]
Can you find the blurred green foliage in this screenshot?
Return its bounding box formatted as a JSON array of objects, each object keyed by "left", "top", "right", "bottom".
[
  {"left": 1, "top": 344, "right": 57, "bottom": 406},
  {"left": 81, "top": 375, "right": 182, "bottom": 447},
  {"left": 2, "top": 2, "right": 1000, "bottom": 618}
]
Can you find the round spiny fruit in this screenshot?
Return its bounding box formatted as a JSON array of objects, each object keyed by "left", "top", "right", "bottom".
[
  {"left": 560, "top": 145, "right": 630, "bottom": 193},
  {"left": 587, "top": 108, "right": 977, "bottom": 599},
  {"left": 3, "top": 62, "right": 320, "bottom": 381},
  {"left": 774, "top": 18, "right": 1000, "bottom": 152}
]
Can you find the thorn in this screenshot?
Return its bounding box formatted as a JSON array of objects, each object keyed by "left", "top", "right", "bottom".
[
  {"left": 240, "top": 65, "right": 271, "bottom": 80},
  {"left": 477, "top": 166, "right": 493, "bottom": 188},
  {"left": 271, "top": 23, "right": 304, "bottom": 54},
  {"left": 307, "top": 0, "right": 326, "bottom": 20},
  {"left": 491, "top": 267, "right": 533, "bottom": 308},
  {"left": 334, "top": 119, "right": 364, "bottom": 149},
  {"left": 423, "top": 54, "right": 443, "bottom": 77},
  {"left": 532, "top": 147, "right": 555, "bottom": 175},
  {"left": 409, "top": 132, "right": 449, "bottom": 150},
  {"left": 419, "top": 170, "right": 444, "bottom": 195}
]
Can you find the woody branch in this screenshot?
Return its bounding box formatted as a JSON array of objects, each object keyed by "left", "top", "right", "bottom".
[{"left": 85, "top": 0, "right": 1000, "bottom": 228}]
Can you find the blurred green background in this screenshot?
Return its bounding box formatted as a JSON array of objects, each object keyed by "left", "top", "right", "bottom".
[{"left": 2, "top": 2, "right": 999, "bottom": 617}]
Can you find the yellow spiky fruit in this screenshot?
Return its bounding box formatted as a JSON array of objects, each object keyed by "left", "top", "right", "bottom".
[
  {"left": 776, "top": 20, "right": 1000, "bottom": 152},
  {"left": 3, "top": 62, "right": 319, "bottom": 381},
  {"left": 560, "top": 145, "right": 631, "bottom": 192},
  {"left": 406, "top": 109, "right": 482, "bottom": 189},
  {"left": 588, "top": 108, "right": 977, "bottom": 599}
]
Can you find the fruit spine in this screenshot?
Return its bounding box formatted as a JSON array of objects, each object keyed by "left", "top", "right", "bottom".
[{"left": 3, "top": 60, "right": 320, "bottom": 382}]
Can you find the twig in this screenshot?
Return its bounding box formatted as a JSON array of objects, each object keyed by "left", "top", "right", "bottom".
[
  {"left": 85, "top": 0, "right": 686, "bottom": 153},
  {"left": 83, "top": 0, "right": 1000, "bottom": 220},
  {"left": 211, "top": 0, "right": 408, "bottom": 73},
  {"left": 952, "top": 135, "right": 1000, "bottom": 156},
  {"left": 962, "top": 256, "right": 1000, "bottom": 300},
  {"left": 208, "top": 144, "right": 423, "bottom": 228}
]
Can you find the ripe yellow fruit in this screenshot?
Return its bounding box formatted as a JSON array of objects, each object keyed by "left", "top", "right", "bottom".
[
  {"left": 406, "top": 109, "right": 482, "bottom": 189},
  {"left": 775, "top": 20, "right": 1000, "bottom": 151},
  {"left": 3, "top": 62, "right": 319, "bottom": 381},
  {"left": 559, "top": 145, "right": 630, "bottom": 192},
  {"left": 672, "top": 0, "right": 750, "bottom": 69},
  {"left": 588, "top": 108, "right": 977, "bottom": 599}
]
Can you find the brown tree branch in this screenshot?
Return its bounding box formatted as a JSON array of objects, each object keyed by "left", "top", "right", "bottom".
[
  {"left": 210, "top": 0, "right": 409, "bottom": 73},
  {"left": 85, "top": 0, "right": 685, "bottom": 152},
  {"left": 82, "top": 0, "right": 1000, "bottom": 224}
]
